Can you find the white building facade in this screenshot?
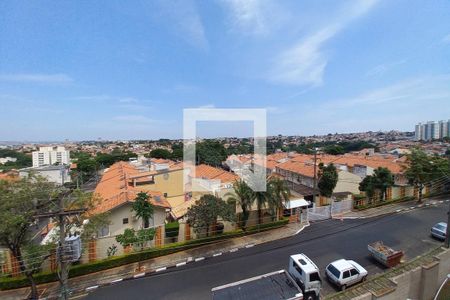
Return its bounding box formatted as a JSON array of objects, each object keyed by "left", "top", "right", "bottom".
[
  {"left": 32, "top": 146, "right": 70, "bottom": 167},
  {"left": 415, "top": 120, "right": 450, "bottom": 141}
]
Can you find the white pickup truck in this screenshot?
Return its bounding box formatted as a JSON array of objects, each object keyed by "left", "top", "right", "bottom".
[{"left": 211, "top": 254, "right": 321, "bottom": 300}]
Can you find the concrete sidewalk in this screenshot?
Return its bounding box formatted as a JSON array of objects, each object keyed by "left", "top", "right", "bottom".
[
  {"left": 339, "top": 195, "right": 450, "bottom": 219},
  {"left": 0, "top": 222, "right": 308, "bottom": 300}
]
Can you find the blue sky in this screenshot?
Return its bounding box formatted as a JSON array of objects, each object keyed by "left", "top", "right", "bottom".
[{"left": 1, "top": 0, "right": 450, "bottom": 141}]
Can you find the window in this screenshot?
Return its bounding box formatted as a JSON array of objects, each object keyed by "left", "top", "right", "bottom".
[
  {"left": 163, "top": 192, "right": 168, "bottom": 198},
  {"left": 97, "top": 226, "right": 109, "bottom": 238},
  {"left": 327, "top": 264, "right": 340, "bottom": 278},
  {"left": 143, "top": 216, "right": 154, "bottom": 228},
  {"left": 350, "top": 268, "right": 359, "bottom": 276},
  {"left": 309, "top": 272, "right": 321, "bottom": 282},
  {"left": 343, "top": 270, "right": 351, "bottom": 279},
  {"left": 122, "top": 218, "right": 129, "bottom": 224},
  {"left": 292, "top": 261, "right": 302, "bottom": 275}
]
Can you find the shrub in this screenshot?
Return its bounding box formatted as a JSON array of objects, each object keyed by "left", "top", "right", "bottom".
[
  {"left": 0, "top": 219, "right": 288, "bottom": 290},
  {"left": 165, "top": 222, "right": 179, "bottom": 238}
]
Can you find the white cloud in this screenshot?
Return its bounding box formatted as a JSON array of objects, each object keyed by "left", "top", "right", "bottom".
[
  {"left": 113, "top": 115, "right": 155, "bottom": 124},
  {"left": 0, "top": 73, "right": 73, "bottom": 84},
  {"left": 118, "top": 97, "right": 138, "bottom": 103},
  {"left": 365, "top": 59, "right": 408, "bottom": 77},
  {"left": 220, "top": 0, "right": 283, "bottom": 35},
  {"left": 197, "top": 104, "right": 216, "bottom": 109},
  {"left": 156, "top": 0, "right": 209, "bottom": 50},
  {"left": 269, "top": 0, "right": 379, "bottom": 86},
  {"left": 272, "top": 74, "right": 450, "bottom": 135}
]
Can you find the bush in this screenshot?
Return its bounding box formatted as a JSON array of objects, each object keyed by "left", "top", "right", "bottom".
[
  {"left": 0, "top": 219, "right": 288, "bottom": 290},
  {"left": 165, "top": 222, "right": 179, "bottom": 238},
  {"left": 246, "top": 218, "right": 289, "bottom": 232}
]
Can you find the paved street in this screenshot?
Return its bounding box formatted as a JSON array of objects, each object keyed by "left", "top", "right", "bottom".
[{"left": 86, "top": 202, "right": 448, "bottom": 300}]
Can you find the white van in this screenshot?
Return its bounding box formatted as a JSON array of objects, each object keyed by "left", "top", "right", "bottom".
[{"left": 288, "top": 254, "right": 322, "bottom": 300}]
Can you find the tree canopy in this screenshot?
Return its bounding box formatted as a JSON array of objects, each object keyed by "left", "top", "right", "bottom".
[
  {"left": 317, "top": 163, "right": 338, "bottom": 197},
  {"left": 149, "top": 148, "right": 171, "bottom": 159},
  {"left": 186, "top": 194, "right": 235, "bottom": 237},
  {"left": 131, "top": 192, "right": 154, "bottom": 228},
  {"left": 404, "top": 148, "right": 449, "bottom": 202}
]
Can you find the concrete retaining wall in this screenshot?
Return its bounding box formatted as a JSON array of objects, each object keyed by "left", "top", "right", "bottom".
[{"left": 373, "top": 248, "right": 449, "bottom": 300}]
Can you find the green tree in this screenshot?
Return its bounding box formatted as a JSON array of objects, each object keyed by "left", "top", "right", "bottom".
[
  {"left": 359, "top": 175, "right": 376, "bottom": 204},
  {"left": 404, "top": 148, "right": 445, "bottom": 203},
  {"left": 324, "top": 145, "right": 345, "bottom": 155},
  {"left": 115, "top": 228, "right": 138, "bottom": 249},
  {"left": 317, "top": 163, "right": 339, "bottom": 198},
  {"left": 186, "top": 194, "right": 235, "bottom": 237},
  {"left": 225, "top": 180, "right": 255, "bottom": 230},
  {"left": 267, "top": 176, "right": 291, "bottom": 220},
  {"left": 0, "top": 175, "right": 60, "bottom": 299},
  {"left": 196, "top": 140, "right": 227, "bottom": 166},
  {"left": 149, "top": 148, "right": 171, "bottom": 159},
  {"left": 373, "top": 167, "right": 394, "bottom": 201},
  {"left": 254, "top": 190, "right": 268, "bottom": 224},
  {"left": 131, "top": 192, "right": 154, "bottom": 228}
]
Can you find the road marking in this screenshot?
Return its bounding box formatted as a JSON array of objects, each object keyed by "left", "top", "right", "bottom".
[
  {"left": 439, "top": 201, "right": 444, "bottom": 204},
  {"left": 229, "top": 248, "right": 238, "bottom": 253},
  {"left": 176, "top": 262, "right": 187, "bottom": 267},
  {"left": 195, "top": 257, "right": 205, "bottom": 262},
  {"left": 133, "top": 272, "right": 145, "bottom": 278},
  {"left": 245, "top": 244, "right": 255, "bottom": 248},
  {"left": 155, "top": 267, "right": 167, "bottom": 272},
  {"left": 85, "top": 285, "right": 99, "bottom": 291},
  {"left": 410, "top": 207, "right": 415, "bottom": 209},
  {"left": 425, "top": 203, "right": 430, "bottom": 206},
  {"left": 396, "top": 209, "right": 402, "bottom": 213},
  {"left": 446, "top": 200, "right": 449, "bottom": 202},
  {"left": 110, "top": 278, "right": 123, "bottom": 284},
  {"left": 213, "top": 252, "right": 222, "bottom": 257}
]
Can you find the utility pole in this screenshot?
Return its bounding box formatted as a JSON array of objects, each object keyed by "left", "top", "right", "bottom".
[
  {"left": 35, "top": 187, "right": 86, "bottom": 299},
  {"left": 446, "top": 154, "right": 450, "bottom": 248},
  {"left": 313, "top": 148, "right": 318, "bottom": 205}
]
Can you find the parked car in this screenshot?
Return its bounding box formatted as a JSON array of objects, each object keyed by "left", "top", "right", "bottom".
[
  {"left": 325, "top": 259, "right": 368, "bottom": 290},
  {"left": 431, "top": 222, "right": 447, "bottom": 240},
  {"left": 212, "top": 254, "right": 321, "bottom": 300}
]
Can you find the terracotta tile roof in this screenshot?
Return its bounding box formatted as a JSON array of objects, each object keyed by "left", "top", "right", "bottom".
[
  {"left": 276, "top": 160, "right": 316, "bottom": 178},
  {"left": 91, "top": 162, "right": 171, "bottom": 215},
  {"left": 192, "top": 164, "right": 239, "bottom": 183},
  {"left": 0, "top": 171, "right": 19, "bottom": 182}
]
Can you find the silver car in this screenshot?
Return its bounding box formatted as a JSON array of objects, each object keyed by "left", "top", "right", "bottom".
[{"left": 431, "top": 222, "right": 447, "bottom": 240}]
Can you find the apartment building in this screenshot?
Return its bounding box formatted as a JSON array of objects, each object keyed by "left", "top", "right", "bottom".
[
  {"left": 32, "top": 146, "right": 70, "bottom": 167},
  {"left": 415, "top": 120, "right": 450, "bottom": 141}
]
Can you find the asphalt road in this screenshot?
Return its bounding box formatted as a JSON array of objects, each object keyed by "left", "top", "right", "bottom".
[{"left": 86, "top": 202, "right": 448, "bottom": 300}]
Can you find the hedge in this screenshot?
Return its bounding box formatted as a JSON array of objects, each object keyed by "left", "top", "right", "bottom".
[
  {"left": 354, "top": 196, "right": 415, "bottom": 210},
  {"left": 165, "top": 221, "right": 180, "bottom": 238},
  {"left": 0, "top": 219, "right": 288, "bottom": 290}
]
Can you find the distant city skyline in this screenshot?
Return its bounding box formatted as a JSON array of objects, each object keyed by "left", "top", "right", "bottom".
[{"left": 1, "top": 0, "right": 450, "bottom": 140}]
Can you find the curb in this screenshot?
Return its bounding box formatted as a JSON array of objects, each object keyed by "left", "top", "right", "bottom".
[{"left": 337, "top": 199, "right": 445, "bottom": 220}]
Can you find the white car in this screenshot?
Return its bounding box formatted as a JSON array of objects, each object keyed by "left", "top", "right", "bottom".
[{"left": 325, "top": 259, "right": 368, "bottom": 290}]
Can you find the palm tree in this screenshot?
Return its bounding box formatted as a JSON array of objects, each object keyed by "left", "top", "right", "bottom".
[
  {"left": 131, "top": 191, "right": 154, "bottom": 228},
  {"left": 254, "top": 189, "right": 268, "bottom": 224},
  {"left": 267, "top": 176, "right": 290, "bottom": 220},
  {"left": 225, "top": 179, "right": 254, "bottom": 230}
]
